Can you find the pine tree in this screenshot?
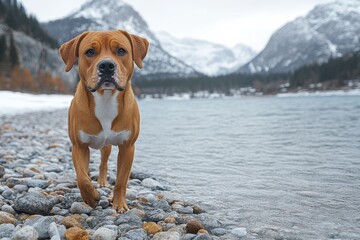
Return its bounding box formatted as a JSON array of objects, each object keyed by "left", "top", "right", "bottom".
[{"left": 9, "top": 33, "right": 19, "bottom": 68}]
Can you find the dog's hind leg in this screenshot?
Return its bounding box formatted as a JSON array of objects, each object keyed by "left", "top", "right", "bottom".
[{"left": 98, "top": 145, "right": 112, "bottom": 187}]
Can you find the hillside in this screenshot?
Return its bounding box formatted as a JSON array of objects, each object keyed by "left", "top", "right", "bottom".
[
  {"left": 0, "top": 0, "right": 77, "bottom": 93},
  {"left": 0, "top": 0, "right": 57, "bottom": 47}
]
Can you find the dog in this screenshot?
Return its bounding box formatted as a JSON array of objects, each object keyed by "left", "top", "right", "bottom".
[{"left": 59, "top": 30, "right": 149, "bottom": 212}]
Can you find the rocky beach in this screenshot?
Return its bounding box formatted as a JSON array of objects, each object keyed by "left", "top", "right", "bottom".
[{"left": 0, "top": 110, "right": 246, "bottom": 240}]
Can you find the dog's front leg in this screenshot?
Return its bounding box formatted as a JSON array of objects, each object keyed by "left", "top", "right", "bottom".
[
  {"left": 113, "top": 144, "right": 135, "bottom": 212},
  {"left": 72, "top": 145, "right": 100, "bottom": 208}
]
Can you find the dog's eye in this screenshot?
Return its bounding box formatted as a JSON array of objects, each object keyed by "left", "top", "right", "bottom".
[
  {"left": 85, "top": 49, "right": 96, "bottom": 57},
  {"left": 116, "top": 48, "right": 127, "bottom": 56}
]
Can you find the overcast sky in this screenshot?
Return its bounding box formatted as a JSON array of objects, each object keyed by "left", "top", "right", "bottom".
[{"left": 20, "top": 0, "right": 334, "bottom": 51}]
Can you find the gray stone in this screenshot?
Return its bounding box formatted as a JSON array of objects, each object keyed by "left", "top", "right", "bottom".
[
  {"left": 152, "top": 232, "right": 180, "bottom": 240},
  {"left": 11, "top": 226, "right": 39, "bottom": 240},
  {"left": 57, "top": 224, "right": 66, "bottom": 240},
  {"left": 25, "top": 179, "right": 49, "bottom": 189},
  {"left": 193, "top": 234, "right": 212, "bottom": 240},
  {"left": 145, "top": 209, "right": 166, "bottom": 222},
  {"left": 12, "top": 185, "right": 28, "bottom": 192},
  {"left": 13, "top": 192, "right": 53, "bottom": 215},
  {"left": 130, "top": 171, "right": 151, "bottom": 181},
  {"left": 93, "top": 227, "right": 117, "bottom": 240},
  {"left": 115, "top": 212, "right": 142, "bottom": 226},
  {"left": 93, "top": 220, "right": 116, "bottom": 230},
  {"left": 0, "top": 186, "right": 10, "bottom": 194},
  {"left": 125, "top": 229, "right": 147, "bottom": 240},
  {"left": 63, "top": 193, "right": 82, "bottom": 208},
  {"left": 183, "top": 234, "right": 197, "bottom": 240},
  {"left": 231, "top": 228, "right": 247, "bottom": 238},
  {"left": 161, "top": 192, "right": 182, "bottom": 204},
  {"left": 48, "top": 222, "right": 60, "bottom": 239},
  {"left": 2, "top": 189, "right": 15, "bottom": 200},
  {"left": 1, "top": 205, "right": 16, "bottom": 215},
  {"left": 141, "top": 178, "right": 165, "bottom": 190},
  {"left": 211, "top": 228, "right": 227, "bottom": 236},
  {"left": 200, "top": 217, "right": 222, "bottom": 230},
  {"left": 177, "top": 206, "right": 193, "bottom": 214},
  {"left": 0, "top": 223, "right": 15, "bottom": 238},
  {"left": 70, "top": 202, "right": 93, "bottom": 214},
  {"left": 24, "top": 216, "right": 55, "bottom": 239},
  {"left": 98, "top": 199, "right": 109, "bottom": 208},
  {"left": 117, "top": 224, "right": 138, "bottom": 235},
  {"left": 0, "top": 165, "right": 5, "bottom": 178},
  {"left": 155, "top": 199, "right": 171, "bottom": 211}
]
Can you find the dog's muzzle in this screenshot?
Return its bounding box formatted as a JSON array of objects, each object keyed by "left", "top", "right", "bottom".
[{"left": 87, "top": 60, "right": 125, "bottom": 92}]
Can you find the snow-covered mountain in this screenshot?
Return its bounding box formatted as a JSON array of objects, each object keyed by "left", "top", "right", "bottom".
[
  {"left": 156, "top": 31, "right": 256, "bottom": 76},
  {"left": 42, "top": 0, "right": 200, "bottom": 79},
  {"left": 239, "top": 0, "right": 360, "bottom": 74}
]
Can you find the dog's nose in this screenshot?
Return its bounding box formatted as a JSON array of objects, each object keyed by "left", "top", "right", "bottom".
[{"left": 98, "top": 60, "right": 116, "bottom": 74}]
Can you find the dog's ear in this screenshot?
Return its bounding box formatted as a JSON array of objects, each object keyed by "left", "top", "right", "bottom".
[
  {"left": 120, "top": 30, "right": 149, "bottom": 69},
  {"left": 59, "top": 32, "right": 88, "bottom": 72}
]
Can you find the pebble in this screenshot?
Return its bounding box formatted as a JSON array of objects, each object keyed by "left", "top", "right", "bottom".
[
  {"left": 231, "top": 227, "right": 247, "bottom": 238},
  {"left": 70, "top": 202, "right": 93, "bottom": 214},
  {"left": 64, "top": 227, "right": 89, "bottom": 240},
  {"left": 177, "top": 206, "right": 194, "bottom": 214},
  {"left": 141, "top": 178, "right": 165, "bottom": 190},
  {"left": 1, "top": 205, "right": 16, "bottom": 215},
  {"left": 0, "top": 223, "right": 15, "bottom": 238},
  {"left": 143, "top": 222, "right": 162, "bottom": 235},
  {"left": 61, "top": 215, "right": 84, "bottom": 229},
  {"left": 115, "top": 211, "right": 142, "bottom": 226},
  {"left": 64, "top": 193, "right": 83, "bottom": 208},
  {"left": 2, "top": 189, "right": 15, "bottom": 200},
  {"left": 48, "top": 222, "right": 61, "bottom": 240},
  {"left": 12, "top": 185, "right": 28, "bottom": 192},
  {"left": 211, "top": 228, "right": 227, "bottom": 236},
  {"left": 0, "top": 165, "right": 5, "bottom": 178},
  {"left": 125, "top": 229, "right": 148, "bottom": 240},
  {"left": 153, "top": 231, "right": 181, "bottom": 240},
  {"left": 0, "top": 211, "right": 17, "bottom": 224},
  {"left": 11, "top": 226, "right": 39, "bottom": 240},
  {"left": 186, "top": 220, "right": 205, "bottom": 234},
  {"left": 183, "top": 234, "right": 197, "bottom": 240},
  {"left": 93, "top": 227, "right": 117, "bottom": 240},
  {"left": 193, "top": 233, "right": 212, "bottom": 240},
  {"left": 13, "top": 192, "right": 53, "bottom": 215},
  {"left": 98, "top": 199, "right": 110, "bottom": 208},
  {"left": 145, "top": 209, "right": 166, "bottom": 222},
  {"left": 0, "top": 111, "right": 222, "bottom": 240},
  {"left": 24, "top": 216, "right": 55, "bottom": 239}
]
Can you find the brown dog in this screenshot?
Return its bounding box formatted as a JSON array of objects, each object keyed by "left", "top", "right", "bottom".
[{"left": 59, "top": 30, "right": 149, "bottom": 211}]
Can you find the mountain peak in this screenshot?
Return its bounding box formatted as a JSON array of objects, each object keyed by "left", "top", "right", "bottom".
[
  {"left": 42, "top": 0, "right": 199, "bottom": 79},
  {"left": 238, "top": 0, "right": 360, "bottom": 74},
  {"left": 70, "top": 0, "right": 127, "bottom": 20}
]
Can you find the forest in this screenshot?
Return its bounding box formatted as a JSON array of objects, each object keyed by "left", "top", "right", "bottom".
[{"left": 134, "top": 51, "right": 360, "bottom": 96}]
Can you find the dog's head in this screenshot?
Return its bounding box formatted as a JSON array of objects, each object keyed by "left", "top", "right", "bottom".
[{"left": 59, "top": 30, "right": 149, "bottom": 92}]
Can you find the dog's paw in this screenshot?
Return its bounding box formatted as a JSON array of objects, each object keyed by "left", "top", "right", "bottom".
[
  {"left": 112, "top": 198, "right": 129, "bottom": 213},
  {"left": 97, "top": 178, "right": 110, "bottom": 188},
  {"left": 82, "top": 189, "right": 100, "bottom": 208}
]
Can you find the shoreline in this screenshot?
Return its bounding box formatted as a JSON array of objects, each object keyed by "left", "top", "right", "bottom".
[{"left": 0, "top": 110, "right": 245, "bottom": 240}]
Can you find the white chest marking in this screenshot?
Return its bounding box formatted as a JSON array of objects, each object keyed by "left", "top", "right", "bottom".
[{"left": 79, "top": 91, "right": 131, "bottom": 149}]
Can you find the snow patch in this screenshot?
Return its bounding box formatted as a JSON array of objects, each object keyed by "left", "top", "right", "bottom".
[{"left": 0, "top": 91, "right": 72, "bottom": 115}]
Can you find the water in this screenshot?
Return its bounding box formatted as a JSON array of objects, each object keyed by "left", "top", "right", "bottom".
[{"left": 135, "top": 96, "right": 360, "bottom": 239}]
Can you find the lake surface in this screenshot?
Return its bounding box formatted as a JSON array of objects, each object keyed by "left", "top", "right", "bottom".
[{"left": 135, "top": 96, "right": 360, "bottom": 239}]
